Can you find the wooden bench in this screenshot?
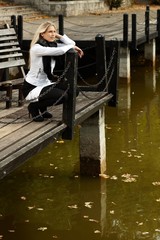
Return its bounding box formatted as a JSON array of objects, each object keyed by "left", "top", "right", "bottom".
[{"left": 0, "top": 25, "right": 26, "bottom": 109}]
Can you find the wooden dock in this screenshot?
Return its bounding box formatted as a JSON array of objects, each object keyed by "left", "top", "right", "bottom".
[{"left": 0, "top": 92, "right": 112, "bottom": 179}]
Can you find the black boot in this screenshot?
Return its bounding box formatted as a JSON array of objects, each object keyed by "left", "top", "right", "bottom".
[
  {"left": 39, "top": 106, "right": 53, "bottom": 118},
  {"left": 28, "top": 102, "right": 44, "bottom": 122}
]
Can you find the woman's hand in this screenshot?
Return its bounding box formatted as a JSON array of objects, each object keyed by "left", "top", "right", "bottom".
[{"left": 74, "top": 46, "right": 84, "bottom": 58}]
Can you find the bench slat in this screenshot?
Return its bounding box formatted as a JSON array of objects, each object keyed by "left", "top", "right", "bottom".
[
  {"left": 0, "top": 42, "right": 19, "bottom": 48},
  {"left": 0, "top": 59, "right": 25, "bottom": 69},
  {"left": 0, "top": 53, "right": 23, "bottom": 59},
  {"left": 0, "top": 28, "right": 15, "bottom": 36},
  {"left": 0, "top": 47, "right": 21, "bottom": 53},
  {"left": 0, "top": 36, "right": 17, "bottom": 42}
]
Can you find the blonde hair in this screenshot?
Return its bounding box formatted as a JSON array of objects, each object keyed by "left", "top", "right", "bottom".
[
  {"left": 28, "top": 21, "right": 57, "bottom": 68},
  {"left": 30, "top": 21, "right": 57, "bottom": 48}
]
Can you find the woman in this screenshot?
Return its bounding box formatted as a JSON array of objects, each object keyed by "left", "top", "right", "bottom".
[{"left": 23, "top": 21, "right": 84, "bottom": 122}]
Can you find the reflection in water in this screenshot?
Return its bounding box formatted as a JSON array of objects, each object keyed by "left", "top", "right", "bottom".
[{"left": 1, "top": 59, "right": 160, "bottom": 239}]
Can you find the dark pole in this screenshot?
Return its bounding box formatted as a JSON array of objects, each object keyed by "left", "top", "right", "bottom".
[
  {"left": 95, "top": 34, "right": 107, "bottom": 92},
  {"left": 17, "top": 15, "right": 23, "bottom": 45},
  {"left": 11, "top": 15, "right": 16, "bottom": 31},
  {"left": 157, "top": 9, "right": 160, "bottom": 39},
  {"left": 107, "top": 41, "right": 119, "bottom": 107},
  {"left": 59, "top": 14, "right": 64, "bottom": 35},
  {"left": 145, "top": 9, "right": 150, "bottom": 43},
  {"left": 123, "top": 13, "right": 128, "bottom": 47},
  {"left": 62, "top": 48, "right": 78, "bottom": 140},
  {"left": 132, "top": 14, "right": 137, "bottom": 50}
]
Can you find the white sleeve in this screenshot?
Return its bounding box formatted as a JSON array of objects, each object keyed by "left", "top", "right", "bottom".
[
  {"left": 59, "top": 34, "right": 75, "bottom": 45},
  {"left": 31, "top": 43, "right": 74, "bottom": 56}
]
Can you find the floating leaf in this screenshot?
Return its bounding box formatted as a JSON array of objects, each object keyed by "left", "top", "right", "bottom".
[
  {"left": 20, "top": 196, "right": 26, "bottom": 200},
  {"left": 37, "top": 227, "right": 47, "bottom": 231},
  {"left": 89, "top": 218, "right": 99, "bottom": 223},
  {"left": 28, "top": 206, "right": 35, "bottom": 210},
  {"left": 68, "top": 204, "right": 78, "bottom": 209},
  {"left": 99, "top": 174, "right": 110, "bottom": 179},
  {"left": 152, "top": 182, "right": 160, "bottom": 186},
  {"left": 37, "top": 208, "right": 44, "bottom": 211},
  {"left": 85, "top": 202, "right": 93, "bottom": 208},
  {"left": 94, "top": 230, "right": 101, "bottom": 233}
]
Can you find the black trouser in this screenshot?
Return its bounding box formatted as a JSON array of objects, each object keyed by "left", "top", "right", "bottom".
[{"left": 38, "top": 81, "right": 79, "bottom": 109}]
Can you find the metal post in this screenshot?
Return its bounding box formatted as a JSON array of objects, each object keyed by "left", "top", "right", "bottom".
[
  {"left": 157, "top": 9, "right": 160, "bottom": 39},
  {"left": 107, "top": 41, "right": 119, "bottom": 107},
  {"left": 17, "top": 15, "right": 23, "bottom": 45},
  {"left": 132, "top": 14, "right": 137, "bottom": 50},
  {"left": 59, "top": 14, "right": 64, "bottom": 35},
  {"left": 62, "top": 48, "right": 78, "bottom": 140},
  {"left": 11, "top": 15, "right": 16, "bottom": 31},
  {"left": 123, "top": 13, "right": 128, "bottom": 47},
  {"left": 95, "top": 34, "right": 107, "bottom": 92},
  {"left": 145, "top": 9, "right": 150, "bottom": 43}
]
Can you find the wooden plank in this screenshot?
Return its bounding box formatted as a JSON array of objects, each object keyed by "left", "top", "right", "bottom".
[
  {"left": 0, "top": 41, "right": 19, "bottom": 48},
  {"left": 0, "top": 53, "right": 23, "bottom": 59},
  {"left": 0, "top": 36, "right": 17, "bottom": 41},
  {"left": 0, "top": 47, "right": 21, "bottom": 53},
  {"left": 0, "top": 120, "right": 64, "bottom": 161},
  {"left": 0, "top": 123, "right": 66, "bottom": 179},
  {"left": 0, "top": 59, "right": 25, "bottom": 69},
  {"left": 0, "top": 121, "right": 30, "bottom": 139},
  {"left": 0, "top": 28, "right": 15, "bottom": 36}
]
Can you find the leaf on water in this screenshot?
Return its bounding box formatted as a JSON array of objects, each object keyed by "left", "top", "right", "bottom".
[
  {"left": 121, "top": 150, "right": 127, "bottom": 153},
  {"left": 74, "top": 175, "right": 79, "bottom": 178},
  {"left": 152, "top": 182, "right": 160, "bottom": 186},
  {"left": 142, "top": 232, "right": 149, "bottom": 235},
  {"left": 155, "top": 229, "right": 160, "bottom": 232},
  {"left": 56, "top": 140, "right": 64, "bottom": 144},
  {"left": 25, "top": 219, "right": 29, "bottom": 223},
  {"left": 85, "top": 202, "right": 93, "bottom": 208},
  {"left": 68, "top": 204, "right": 78, "bottom": 209},
  {"left": 8, "top": 230, "right": 15, "bottom": 233},
  {"left": 106, "top": 126, "right": 112, "bottom": 129},
  {"left": 28, "top": 206, "right": 35, "bottom": 210},
  {"left": 99, "top": 174, "right": 110, "bottom": 179},
  {"left": 52, "top": 236, "right": 58, "bottom": 238},
  {"left": 47, "top": 198, "right": 54, "bottom": 202},
  {"left": 121, "top": 173, "right": 138, "bottom": 183},
  {"left": 50, "top": 163, "right": 54, "bottom": 167},
  {"left": 37, "top": 208, "right": 44, "bottom": 211},
  {"left": 83, "top": 215, "right": 89, "bottom": 218},
  {"left": 21, "top": 196, "right": 26, "bottom": 200},
  {"left": 89, "top": 218, "right": 99, "bottom": 223},
  {"left": 156, "top": 198, "right": 160, "bottom": 202},
  {"left": 110, "top": 210, "right": 114, "bottom": 214},
  {"left": 110, "top": 175, "right": 118, "bottom": 180},
  {"left": 37, "top": 227, "right": 47, "bottom": 231},
  {"left": 0, "top": 235, "right": 3, "bottom": 239},
  {"left": 94, "top": 230, "right": 101, "bottom": 233}
]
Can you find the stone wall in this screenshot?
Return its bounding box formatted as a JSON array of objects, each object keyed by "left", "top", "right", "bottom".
[{"left": 13, "top": 0, "right": 132, "bottom": 16}]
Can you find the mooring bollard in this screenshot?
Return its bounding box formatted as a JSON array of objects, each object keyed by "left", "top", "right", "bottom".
[{"left": 62, "top": 48, "right": 78, "bottom": 140}]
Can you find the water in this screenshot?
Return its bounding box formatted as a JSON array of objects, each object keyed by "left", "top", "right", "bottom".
[{"left": 1, "top": 56, "right": 160, "bottom": 239}]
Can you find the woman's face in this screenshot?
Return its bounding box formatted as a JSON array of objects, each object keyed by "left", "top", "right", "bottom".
[{"left": 41, "top": 25, "right": 56, "bottom": 42}]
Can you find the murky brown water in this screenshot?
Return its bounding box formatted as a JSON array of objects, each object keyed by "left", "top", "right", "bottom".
[{"left": 1, "top": 55, "right": 160, "bottom": 240}]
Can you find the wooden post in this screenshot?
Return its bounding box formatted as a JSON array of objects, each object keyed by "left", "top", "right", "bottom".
[
  {"left": 95, "top": 34, "right": 107, "bottom": 91},
  {"left": 157, "top": 10, "right": 160, "bottom": 39},
  {"left": 59, "top": 14, "right": 64, "bottom": 35},
  {"left": 108, "top": 41, "right": 119, "bottom": 106},
  {"left": 132, "top": 14, "right": 137, "bottom": 50},
  {"left": 62, "top": 48, "right": 78, "bottom": 140},
  {"left": 145, "top": 9, "right": 150, "bottom": 43},
  {"left": 17, "top": 15, "right": 23, "bottom": 46},
  {"left": 11, "top": 15, "right": 16, "bottom": 31},
  {"left": 79, "top": 107, "right": 107, "bottom": 176},
  {"left": 123, "top": 14, "right": 128, "bottom": 47}
]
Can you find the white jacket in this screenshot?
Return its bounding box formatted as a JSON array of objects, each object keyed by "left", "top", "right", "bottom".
[{"left": 25, "top": 34, "right": 75, "bottom": 102}]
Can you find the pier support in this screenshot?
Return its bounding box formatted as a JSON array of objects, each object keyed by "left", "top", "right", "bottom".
[
  {"left": 119, "top": 47, "right": 130, "bottom": 81},
  {"left": 79, "top": 107, "right": 106, "bottom": 176},
  {"left": 144, "top": 39, "right": 156, "bottom": 67}
]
